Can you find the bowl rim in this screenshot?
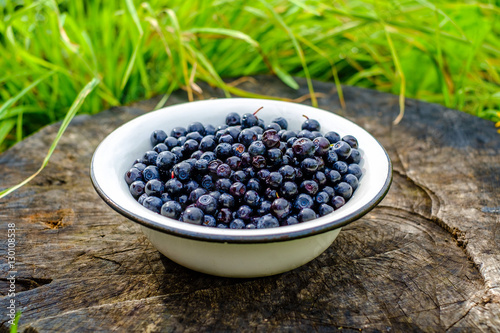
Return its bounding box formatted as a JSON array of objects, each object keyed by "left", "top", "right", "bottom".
[{"left": 90, "top": 98, "right": 392, "bottom": 244}]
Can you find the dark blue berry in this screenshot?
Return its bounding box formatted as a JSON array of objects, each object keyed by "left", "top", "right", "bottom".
[
  {"left": 241, "top": 113, "right": 259, "bottom": 128},
  {"left": 248, "top": 141, "right": 266, "bottom": 156},
  {"left": 318, "top": 204, "right": 334, "bottom": 216},
  {"left": 218, "top": 193, "right": 235, "bottom": 209},
  {"left": 153, "top": 143, "right": 169, "bottom": 153},
  {"left": 143, "top": 165, "right": 160, "bottom": 182},
  {"left": 313, "top": 137, "right": 330, "bottom": 156},
  {"left": 292, "top": 138, "right": 315, "bottom": 157},
  {"left": 165, "top": 178, "right": 183, "bottom": 196},
  {"left": 230, "top": 219, "right": 246, "bottom": 229},
  {"left": 204, "top": 124, "right": 216, "bottom": 136},
  {"left": 301, "top": 118, "right": 321, "bottom": 132},
  {"left": 182, "top": 207, "right": 204, "bottom": 225},
  {"left": 279, "top": 165, "right": 296, "bottom": 181},
  {"left": 257, "top": 214, "right": 279, "bottom": 229},
  {"left": 266, "top": 171, "right": 283, "bottom": 188},
  {"left": 188, "top": 188, "right": 207, "bottom": 203},
  {"left": 324, "top": 131, "right": 341, "bottom": 144},
  {"left": 313, "top": 171, "right": 327, "bottom": 186},
  {"left": 238, "top": 128, "right": 258, "bottom": 146},
  {"left": 333, "top": 161, "right": 348, "bottom": 175},
  {"left": 195, "top": 194, "right": 218, "bottom": 215},
  {"left": 281, "top": 215, "right": 299, "bottom": 226},
  {"left": 125, "top": 167, "right": 143, "bottom": 185},
  {"left": 343, "top": 174, "right": 359, "bottom": 191},
  {"left": 266, "top": 123, "right": 281, "bottom": 132},
  {"left": 236, "top": 205, "right": 253, "bottom": 221},
  {"left": 173, "top": 161, "right": 192, "bottom": 181},
  {"left": 342, "top": 135, "right": 358, "bottom": 148},
  {"left": 326, "top": 169, "right": 341, "bottom": 185},
  {"left": 300, "top": 180, "right": 319, "bottom": 196},
  {"left": 272, "top": 117, "right": 288, "bottom": 130},
  {"left": 151, "top": 130, "right": 167, "bottom": 146},
  {"left": 266, "top": 148, "right": 283, "bottom": 166},
  {"left": 280, "top": 181, "right": 298, "bottom": 199},
  {"left": 164, "top": 136, "right": 179, "bottom": 149},
  {"left": 257, "top": 200, "right": 272, "bottom": 215},
  {"left": 170, "top": 127, "right": 187, "bottom": 138},
  {"left": 202, "top": 215, "right": 217, "bottom": 227},
  {"left": 334, "top": 182, "right": 353, "bottom": 200},
  {"left": 184, "top": 180, "right": 199, "bottom": 193},
  {"left": 300, "top": 158, "right": 319, "bottom": 174},
  {"left": 145, "top": 179, "right": 164, "bottom": 197},
  {"left": 294, "top": 193, "right": 314, "bottom": 210},
  {"left": 215, "top": 143, "right": 233, "bottom": 160},
  {"left": 332, "top": 141, "right": 351, "bottom": 160},
  {"left": 161, "top": 201, "right": 182, "bottom": 219},
  {"left": 170, "top": 147, "right": 184, "bottom": 161},
  {"left": 142, "top": 150, "right": 159, "bottom": 165},
  {"left": 347, "top": 163, "right": 363, "bottom": 179},
  {"left": 138, "top": 193, "right": 148, "bottom": 205},
  {"left": 243, "top": 190, "right": 261, "bottom": 207},
  {"left": 262, "top": 129, "right": 280, "bottom": 148},
  {"left": 133, "top": 162, "right": 147, "bottom": 171},
  {"left": 251, "top": 155, "right": 266, "bottom": 169},
  {"left": 215, "top": 178, "right": 232, "bottom": 193},
  {"left": 231, "top": 143, "right": 246, "bottom": 157},
  {"left": 219, "top": 134, "right": 234, "bottom": 144},
  {"left": 143, "top": 196, "right": 163, "bottom": 213},
  {"left": 271, "top": 198, "right": 291, "bottom": 219},
  {"left": 216, "top": 163, "right": 232, "bottom": 178},
  {"left": 226, "top": 112, "right": 241, "bottom": 126},
  {"left": 297, "top": 130, "right": 315, "bottom": 140},
  {"left": 298, "top": 208, "right": 317, "bottom": 222},
  {"left": 229, "top": 182, "right": 246, "bottom": 198},
  {"left": 347, "top": 148, "right": 361, "bottom": 164},
  {"left": 246, "top": 178, "right": 261, "bottom": 192},
  {"left": 187, "top": 122, "right": 205, "bottom": 135},
  {"left": 226, "top": 156, "right": 241, "bottom": 170},
  {"left": 216, "top": 208, "right": 233, "bottom": 224},
  {"left": 231, "top": 170, "right": 247, "bottom": 183}
]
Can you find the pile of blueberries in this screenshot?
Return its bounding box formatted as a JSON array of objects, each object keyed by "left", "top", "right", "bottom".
[{"left": 124, "top": 110, "right": 362, "bottom": 229}]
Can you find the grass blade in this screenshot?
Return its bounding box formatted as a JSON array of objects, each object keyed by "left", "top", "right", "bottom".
[
  {"left": 383, "top": 26, "right": 406, "bottom": 125},
  {"left": 0, "top": 77, "right": 100, "bottom": 199}
]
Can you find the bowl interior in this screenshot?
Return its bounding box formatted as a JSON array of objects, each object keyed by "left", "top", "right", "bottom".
[{"left": 91, "top": 98, "right": 392, "bottom": 243}]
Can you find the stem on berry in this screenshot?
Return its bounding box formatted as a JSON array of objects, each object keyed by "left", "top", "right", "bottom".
[
  {"left": 253, "top": 106, "right": 264, "bottom": 117},
  {"left": 302, "top": 114, "right": 309, "bottom": 120}
]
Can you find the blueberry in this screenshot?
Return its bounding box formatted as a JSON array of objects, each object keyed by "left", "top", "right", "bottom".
[
  {"left": 246, "top": 178, "right": 261, "bottom": 192},
  {"left": 182, "top": 207, "right": 204, "bottom": 225},
  {"left": 248, "top": 141, "right": 266, "bottom": 156},
  {"left": 236, "top": 205, "right": 253, "bottom": 221},
  {"left": 226, "top": 112, "right": 241, "bottom": 126},
  {"left": 160, "top": 192, "right": 174, "bottom": 203},
  {"left": 216, "top": 208, "right": 233, "bottom": 224},
  {"left": 150, "top": 130, "right": 167, "bottom": 146},
  {"left": 226, "top": 126, "right": 242, "bottom": 141},
  {"left": 143, "top": 165, "right": 160, "bottom": 182},
  {"left": 262, "top": 129, "right": 280, "bottom": 148},
  {"left": 300, "top": 158, "right": 319, "bottom": 174},
  {"left": 292, "top": 138, "right": 315, "bottom": 157},
  {"left": 292, "top": 193, "right": 313, "bottom": 211},
  {"left": 145, "top": 179, "right": 165, "bottom": 197},
  {"left": 138, "top": 193, "right": 148, "bottom": 205},
  {"left": 347, "top": 148, "right": 362, "bottom": 164},
  {"left": 241, "top": 113, "right": 259, "bottom": 128},
  {"left": 325, "top": 150, "right": 339, "bottom": 166},
  {"left": 318, "top": 204, "right": 334, "bottom": 216},
  {"left": 301, "top": 118, "right": 321, "bottom": 132},
  {"left": 347, "top": 163, "right": 363, "bottom": 179},
  {"left": 217, "top": 223, "right": 229, "bottom": 229},
  {"left": 156, "top": 151, "right": 177, "bottom": 172},
  {"left": 199, "top": 136, "right": 217, "bottom": 151},
  {"left": 170, "top": 127, "right": 187, "bottom": 138},
  {"left": 343, "top": 174, "right": 359, "bottom": 191},
  {"left": 334, "top": 182, "right": 353, "bottom": 200},
  {"left": 215, "top": 178, "right": 232, "bottom": 193},
  {"left": 170, "top": 147, "right": 184, "bottom": 161},
  {"left": 165, "top": 178, "right": 183, "bottom": 196},
  {"left": 161, "top": 201, "right": 183, "bottom": 219},
  {"left": 200, "top": 175, "right": 215, "bottom": 191},
  {"left": 326, "top": 169, "right": 341, "bottom": 185},
  {"left": 194, "top": 159, "right": 209, "bottom": 173},
  {"left": 243, "top": 190, "right": 261, "bottom": 207},
  {"left": 271, "top": 198, "right": 291, "bottom": 219},
  {"left": 238, "top": 128, "right": 258, "bottom": 146},
  {"left": 266, "top": 148, "right": 283, "bottom": 167},
  {"left": 187, "top": 122, "right": 205, "bottom": 135},
  {"left": 173, "top": 161, "right": 192, "bottom": 181},
  {"left": 219, "top": 134, "right": 234, "bottom": 144},
  {"left": 313, "top": 171, "right": 327, "bottom": 186},
  {"left": 264, "top": 188, "right": 279, "bottom": 201},
  {"left": 133, "top": 162, "right": 147, "bottom": 171},
  {"left": 333, "top": 161, "right": 348, "bottom": 175},
  {"left": 313, "top": 137, "right": 330, "bottom": 156},
  {"left": 251, "top": 155, "right": 267, "bottom": 169},
  {"left": 191, "top": 150, "right": 203, "bottom": 159},
  {"left": 231, "top": 170, "right": 247, "bottom": 183},
  {"left": 330, "top": 195, "right": 346, "bottom": 210},
  {"left": 266, "top": 123, "right": 281, "bottom": 132},
  {"left": 315, "top": 191, "right": 330, "bottom": 205},
  {"left": 218, "top": 193, "right": 236, "bottom": 209},
  {"left": 280, "top": 181, "right": 298, "bottom": 199},
  {"left": 257, "top": 214, "right": 279, "bottom": 229},
  {"left": 332, "top": 141, "right": 351, "bottom": 160},
  {"left": 215, "top": 143, "right": 233, "bottom": 160},
  {"left": 297, "top": 130, "right": 315, "bottom": 140},
  {"left": 230, "top": 219, "right": 246, "bottom": 229},
  {"left": 266, "top": 171, "right": 283, "bottom": 188},
  {"left": 184, "top": 180, "right": 199, "bottom": 193},
  {"left": 272, "top": 116, "right": 288, "bottom": 130},
  {"left": 231, "top": 143, "right": 246, "bottom": 157},
  {"left": 208, "top": 159, "right": 222, "bottom": 174},
  {"left": 281, "top": 215, "right": 299, "bottom": 226},
  {"left": 143, "top": 196, "right": 163, "bottom": 213},
  {"left": 226, "top": 156, "right": 241, "bottom": 170},
  {"left": 153, "top": 143, "right": 169, "bottom": 153},
  {"left": 196, "top": 194, "right": 218, "bottom": 215},
  {"left": 257, "top": 200, "right": 272, "bottom": 215},
  {"left": 216, "top": 163, "right": 232, "bottom": 178},
  {"left": 164, "top": 136, "right": 179, "bottom": 149},
  {"left": 142, "top": 150, "right": 159, "bottom": 165},
  {"left": 204, "top": 124, "right": 216, "bottom": 136},
  {"left": 342, "top": 135, "right": 358, "bottom": 148},
  {"left": 202, "top": 215, "right": 217, "bottom": 227},
  {"left": 125, "top": 167, "right": 143, "bottom": 185},
  {"left": 299, "top": 180, "right": 319, "bottom": 196},
  {"left": 298, "top": 208, "right": 316, "bottom": 222},
  {"left": 208, "top": 191, "right": 221, "bottom": 201},
  {"left": 280, "top": 130, "right": 297, "bottom": 142},
  {"left": 324, "top": 131, "right": 340, "bottom": 144},
  {"left": 188, "top": 188, "right": 207, "bottom": 203},
  {"left": 229, "top": 182, "right": 246, "bottom": 198}
]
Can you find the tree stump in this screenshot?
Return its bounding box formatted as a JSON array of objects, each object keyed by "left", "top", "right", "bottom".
[{"left": 1, "top": 76, "right": 499, "bottom": 332}]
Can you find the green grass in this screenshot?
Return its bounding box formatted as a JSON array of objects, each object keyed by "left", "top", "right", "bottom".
[{"left": 0, "top": 0, "right": 499, "bottom": 196}]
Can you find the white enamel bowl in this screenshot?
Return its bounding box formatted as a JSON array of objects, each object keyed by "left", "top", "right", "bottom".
[{"left": 91, "top": 98, "right": 392, "bottom": 278}]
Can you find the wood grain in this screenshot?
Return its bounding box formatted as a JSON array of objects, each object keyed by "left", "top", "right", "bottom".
[{"left": 1, "top": 76, "right": 499, "bottom": 332}]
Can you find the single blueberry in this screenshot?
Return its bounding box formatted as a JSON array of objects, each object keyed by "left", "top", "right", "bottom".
[
  {"left": 243, "top": 190, "right": 261, "bottom": 207},
  {"left": 294, "top": 193, "right": 314, "bottom": 210},
  {"left": 202, "top": 215, "right": 217, "bottom": 227},
  {"left": 161, "top": 200, "right": 182, "bottom": 219},
  {"left": 298, "top": 208, "right": 317, "bottom": 222},
  {"left": 324, "top": 131, "right": 341, "bottom": 144},
  {"left": 230, "top": 219, "right": 246, "bottom": 229},
  {"left": 187, "top": 121, "right": 205, "bottom": 135},
  {"left": 165, "top": 178, "right": 183, "bottom": 196},
  {"left": 299, "top": 180, "right": 319, "bottom": 196},
  {"left": 125, "top": 167, "right": 143, "bottom": 185},
  {"left": 280, "top": 181, "right": 298, "bottom": 199},
  {"left": 226, "top": 112, "right": 241, "bottom": 126},
  {"left": 318, "top": 204, "right": 334, "bottom": 216},
  {"left": 271, "top": 198, "right": 291, "bottom": 219},
  {"left": 334, "top": 182, "right": 353, "bottom": 200},
  {"left": 182, "top": 207, "right": 204, "bottom": 225},
  {"left": 257, "top": 214, "right": 280, "bottom": 229},
  {"left": 342, "top": 135, "right": 358, "bottom": 148},
  {"left": 145, "top": 179, "right": 165, "bottom": 197},
  {"left": 330, "top": 195, "right": 346, "bottom": 210},
  {"left": 301, "top": 118, "right": 321, "bottom": 132},
  {"left": 195, "top": 194, "right": 218, "bottom": 215},
  {"left": 343, "top": 174, "right": 359, "bottom": 191},
  {"left": 347, "top": 163, "right": 363, "bottom": 179},
  {"left": 170, "top": 126, "right": 187, "bottom": 138},
  {"left": 153, "top": 143, "right": 169, "bottom": 153},
  {"left": 150, "top": 130, "right": 167, "bottom": 146},
  {"left": 142, "top": 150, "right": 159, "bottom": 165},
  {"left": 143, "top": 165, "right": 160, "bottom": 182},
  {"left": 332, "top": 141, "right": 351, "bottom": 160},
  {"left": 272, "top": 116, "right": 288, "bottom": 130},
  {"left": 143, "top": 196, "right": 163, "bottom": 213}
]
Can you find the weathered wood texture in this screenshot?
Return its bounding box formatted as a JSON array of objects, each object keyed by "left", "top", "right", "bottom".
[{"left": 1, "top": 76, "right": 499, "bottom": 332}]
